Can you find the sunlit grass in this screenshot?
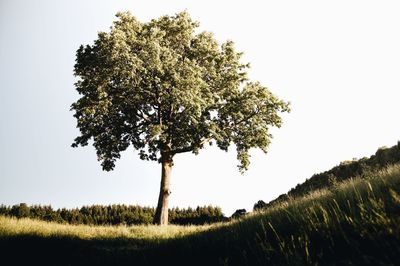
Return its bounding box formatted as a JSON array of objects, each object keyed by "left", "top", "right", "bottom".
[{"left": 0, "top": 215, "right": 213, "bottom": 241}]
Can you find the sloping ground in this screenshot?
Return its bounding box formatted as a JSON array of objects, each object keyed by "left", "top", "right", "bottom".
[
  {"left": 286, "top": 142, "right": 400, "bottom": 199},
  {"left": 255, "top": 142, "right": 400, "bottom": 210},
  {"left": 1, "top": 164, "right": 400, "bottom": 265}
]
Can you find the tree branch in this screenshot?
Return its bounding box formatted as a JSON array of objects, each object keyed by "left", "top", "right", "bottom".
[
  {"left": 171, "top": 137, "right": 212, "bottom": 155},
  {"left": 136, "top": 109, "right": 152, "bottom": 122}
]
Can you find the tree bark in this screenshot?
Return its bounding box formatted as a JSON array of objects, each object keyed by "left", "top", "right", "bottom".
[{"left": 153, "top": 152, "right": 173, "bottom": 225}]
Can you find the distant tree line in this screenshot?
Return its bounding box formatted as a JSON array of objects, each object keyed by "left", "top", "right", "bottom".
[
  {"left": 0, "top": 203, "right": 227, "bottom": 225},
  {"left": 254, "top": 141, "right": 400, "bottom": 211}
]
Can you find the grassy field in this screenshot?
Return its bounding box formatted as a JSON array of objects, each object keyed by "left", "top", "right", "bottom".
[
  {"left": 1, "top": 164, "right": 400, "bottom": 265},
  {"left": 0, "top": 215, "right": 211, "bottom": 240}
]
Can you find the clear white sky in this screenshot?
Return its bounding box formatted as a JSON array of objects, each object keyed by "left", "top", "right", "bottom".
[{"left": 1, "top": 0, "right": 399, "bottom": 216}]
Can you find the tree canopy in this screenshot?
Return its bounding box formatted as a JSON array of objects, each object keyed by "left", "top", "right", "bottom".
[{"left": 71, "top": 11, "right": 290, "bottom": 172}]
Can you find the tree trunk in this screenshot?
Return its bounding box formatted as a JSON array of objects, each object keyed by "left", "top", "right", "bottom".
[{"left": 153, "top": 153, "right": 173, "bottom": 225}]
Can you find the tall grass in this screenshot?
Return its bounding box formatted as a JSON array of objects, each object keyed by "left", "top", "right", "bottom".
[
  {"left": 1, "top": 164, "right": 400, "bottom": 265},
  {"left": 231, "top": 164, "right": 400, "bottom": 265}
]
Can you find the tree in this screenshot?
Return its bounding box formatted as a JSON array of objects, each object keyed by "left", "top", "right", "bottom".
[
  {"left": 71, "top": 11, "right": 290, "bottom": 225},
  {"left": 10, "top": 203, "right": 30, "bottom": 218},
  {"left": 253, "top": 200, "right": 267, "bottom": 211},
  {"left": 231, "top": 209, "right": 247, "bottom": 219}
]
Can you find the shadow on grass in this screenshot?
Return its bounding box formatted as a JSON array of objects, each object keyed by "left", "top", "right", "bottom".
[
  {"left": 2, "top": 222, "right": 400, "bottom": 266},
  {"left": 0, "top": 234, "right": 151, "bottom": 265}
]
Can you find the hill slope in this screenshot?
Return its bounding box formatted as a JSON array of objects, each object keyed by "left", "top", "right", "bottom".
[
  {"left": 2, "top": 164, "right": 400, "bottom": 265},
  {"left": 255, "top": 142, "right": 400, "bottom": 210}
]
